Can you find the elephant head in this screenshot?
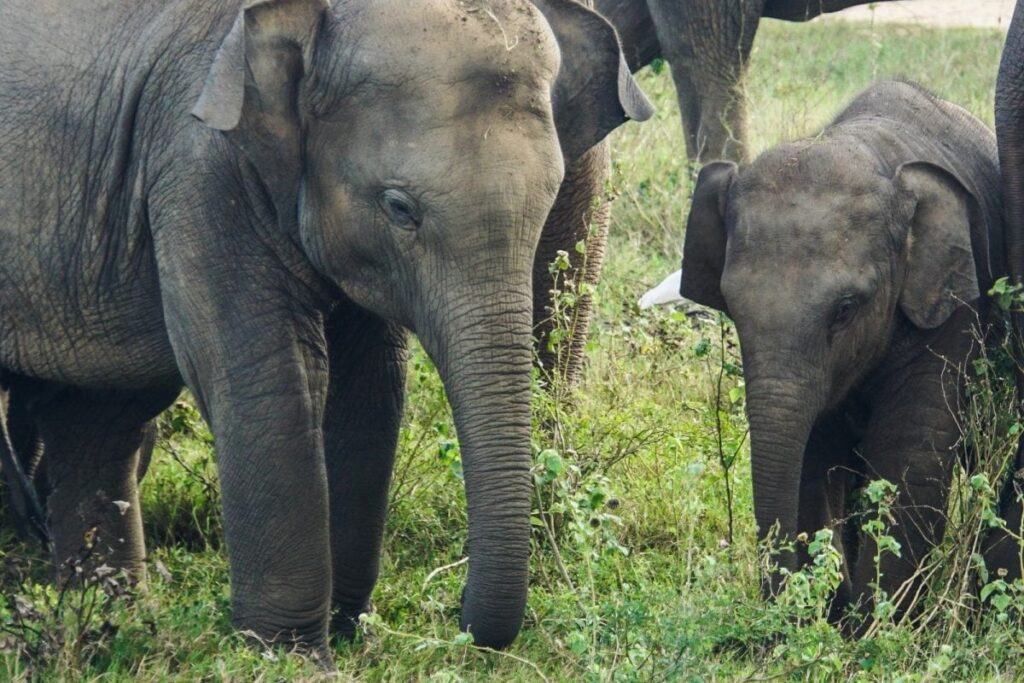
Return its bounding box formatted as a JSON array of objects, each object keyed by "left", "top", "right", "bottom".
[
  {"left": 191, "top": 0, "right": 651, "bottom": 648},
  {"left": 680, "top": 141, "right": 982, "bottom": 589}
]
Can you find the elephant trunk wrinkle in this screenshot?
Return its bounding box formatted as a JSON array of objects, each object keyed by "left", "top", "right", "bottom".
[
  {"left": 745, "top": 382, "right": 820, "bottom": 552},
  {"left": 417, "top": 296, "right": 535, "bottom": 650}
]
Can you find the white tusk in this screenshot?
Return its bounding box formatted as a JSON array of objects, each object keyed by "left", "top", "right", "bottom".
[{"left": 638, "top": 269, "right": 686, "bottom": 310}]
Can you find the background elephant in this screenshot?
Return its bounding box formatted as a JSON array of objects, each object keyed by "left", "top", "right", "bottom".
[
  {"left": 532, "top": 0, "right": 656, "bottom": 388},
  {"left": 595, "top": 0, "right": 893, "bottom": 162},
  {"left": 532, "top": 141, "right": 613, "bottom": 387},
  {"left": 0, "top": 0, "right": 649, "bottom": 657},
  {"left": 991, "top": 0, "right": 1024, "bottom": 583},
  {"left": 679, "top": 81, "right": 1006, "bottom": 627}
]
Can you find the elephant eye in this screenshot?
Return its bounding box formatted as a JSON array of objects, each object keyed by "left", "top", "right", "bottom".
[
  {"left": 830, "top": 296, "right": 860, "bottom": 332},
  {"left": 379, "top": 189, "right": 421, "bottom": 230}
]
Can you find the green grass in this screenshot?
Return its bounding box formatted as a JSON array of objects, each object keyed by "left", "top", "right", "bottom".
[{"left": 1, "top": 19, "right": 1020, "bottom": 681}]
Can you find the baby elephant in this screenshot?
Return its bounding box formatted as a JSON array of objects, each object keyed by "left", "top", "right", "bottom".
[{"left": 680, "top": 80, "right": 1013, "bottom": 628}]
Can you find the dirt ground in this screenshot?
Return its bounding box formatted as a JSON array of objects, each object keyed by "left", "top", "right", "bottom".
[{"left": 822, "top": 0, "right": 1016, "bottom": 29}]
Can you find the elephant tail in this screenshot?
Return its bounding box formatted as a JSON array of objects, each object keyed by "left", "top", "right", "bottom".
[{"left": 0, "top": 418, "right": 50, "bottom": 547}]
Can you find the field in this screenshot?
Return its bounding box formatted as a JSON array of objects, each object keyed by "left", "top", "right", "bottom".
[{"left": 1, "top": 17, "right": 1021, "bottom": 682}]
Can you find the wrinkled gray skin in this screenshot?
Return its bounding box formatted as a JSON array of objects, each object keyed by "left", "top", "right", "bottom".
[
  {"left": 531, "top": 0, "right": 612, "bottom": 387},
  {"left": 990, "top": 0, "right": 1024, "bottom": 585},
  {"left": 595, "top": 0, "right": 892, "bottom": 161},
  {"left": 533, "top": 0, "right": 657, "bottom": 388},
  {"left": 532, "top": 141, "right": 613, "bottom": 386},
  {"left": 682, "top": 81, "right": 1008, "bottom": 629},
  {"left": 0, "top": 0, "right": 652, "bottom": 655}
]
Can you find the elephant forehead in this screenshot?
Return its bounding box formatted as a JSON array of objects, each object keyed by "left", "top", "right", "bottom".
[
  {"left": 728, "top": 189, "right": 891, "bottom": 263},
  {"left": 340, "top": 0, "right": 560, "bottom": 87},
  {"left": 740, "top": 136, "right": 891, "bottom": 197}
]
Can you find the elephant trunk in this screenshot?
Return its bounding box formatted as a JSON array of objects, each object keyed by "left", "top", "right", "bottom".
[
  {"left": 991, "top": 3, "right": 1024, "bottom": 581},
  {"left": 744, "top": 369, "right": 821, "bottom": 596},
  {"left": 997, "top": 7, "right": 1024, "bottom": 347},
  {"left": 997, "top": 35, "right": 1024, "bottom": 314},
  {"left": 419, "top": 288, "right": 535, "bottom": 650}
]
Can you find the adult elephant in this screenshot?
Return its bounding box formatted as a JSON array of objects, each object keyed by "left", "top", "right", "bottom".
[
  {"left": 595, "top": 0, "right": 893, "bottom": 161},
  {"left": 989, "top": 0, "right": 1024, "bottom": 583},
  {"left": 532, "top": 0, "right": 632, "bottom": 386},
  {"left": 0, "top": 0, "right": 650, "bottom": 659}
]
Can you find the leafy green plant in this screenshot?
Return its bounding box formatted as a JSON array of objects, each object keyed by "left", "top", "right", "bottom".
[
  {"left": 2, "top": 20, "right": 1023, "bottom": 681},
  {"left": 0, "top": 542, "right": 139, "bottom": 673}
]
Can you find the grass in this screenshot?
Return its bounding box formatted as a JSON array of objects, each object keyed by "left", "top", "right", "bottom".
[{"left": 1, "top": 18, "right": 1020, "bottom": 682}]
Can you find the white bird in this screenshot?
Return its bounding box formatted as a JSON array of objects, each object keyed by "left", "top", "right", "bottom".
[{"left": 638, "top": 269, "right": 687, "bottom": 310}]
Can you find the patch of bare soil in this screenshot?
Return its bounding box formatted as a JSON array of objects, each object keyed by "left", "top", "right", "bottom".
[{"left": 821, "top": 0, "right": 1016, "bottom": 29}]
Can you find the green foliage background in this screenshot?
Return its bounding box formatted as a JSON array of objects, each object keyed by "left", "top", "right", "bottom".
[{"left": 1, "top": 18, "right": 1020, "bottom": 681}]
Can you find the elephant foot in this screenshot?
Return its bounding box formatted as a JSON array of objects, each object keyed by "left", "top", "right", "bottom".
[
  {"left": 235, "top": 617, "right": 336, "bottom": 670},
  {"left": 307, "top": 644, "right": 338, "bottom": 672},
  {"left": 330, "top": 600, "right": 374, "bottom": 642}
]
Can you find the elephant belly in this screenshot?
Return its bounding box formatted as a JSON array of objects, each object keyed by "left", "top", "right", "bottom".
[
  {"left": 0, "top": 209, "right": 180, "bottom": 390},
  {"left": 0, "top": 293, "right": 181, "bottom": 392},
  {"left": 0, "top": 89, "right": 181, "bottom": 386}
]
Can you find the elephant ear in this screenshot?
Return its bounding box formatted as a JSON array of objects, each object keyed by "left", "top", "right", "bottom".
[
  {"left": 530, "top": 0, "right": 655, "bottom": 163},
  {"left": 894, "top": 161, "right": 982, "bottom": 329},
  {"left": 681, "top": 162, "right": 737, "bottom": 314},
  {"left": 192, "top": 0, "right": 330, "bottom": 221}
]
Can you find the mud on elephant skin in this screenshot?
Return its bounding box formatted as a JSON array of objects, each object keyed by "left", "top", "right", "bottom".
[
  {"left": 0, "top": 0, "right": 650, "bottom": 657},
  {"left": 679, "top": 80, "right": 1012, "bottom": 630},
  {"left": 594, "top": 0, "right": 893, "bottom": 162}
]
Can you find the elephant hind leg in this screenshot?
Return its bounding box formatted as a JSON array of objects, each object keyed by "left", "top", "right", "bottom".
[
  {"left": 35, "top": 385, "right": 177, "bottom": 581},
  {"left": 5, "top": 380, "right": 44, "bottom": 485},
  {"left": 0, "top": 376, "right": 48, "bottom": 543},
  {"left": 136, "top": 420, "right": 158, "bottom": 482},
  {"left": 0, "top": 419, "right": 47, "bottom": 545}
]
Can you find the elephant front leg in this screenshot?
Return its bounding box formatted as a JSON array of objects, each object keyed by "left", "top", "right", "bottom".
[
  {"left": 691, "top": 81, "right": 749, "bottom": 163},
  {"left": 161, "top": 280, "right": 335, "bottom": 653},
  {"left": 322, "top": 305, "right": 408, "bottom": 638},
  {"left": 849, "top": 459, "right": 955, "bottom": 634},
  {"left": 647, "top": 0, "right": 761, "bottom": 163},
  {"left": 532, "top": 141, "right": 611, "bottom": 388},
  {"left": 848, "top": 375, "right": 960, "bottom": 633}
]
